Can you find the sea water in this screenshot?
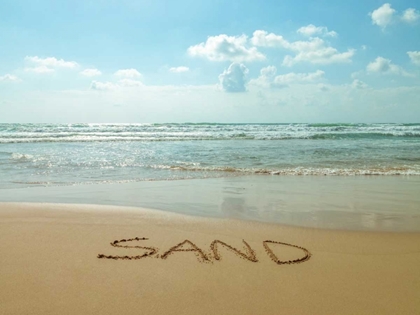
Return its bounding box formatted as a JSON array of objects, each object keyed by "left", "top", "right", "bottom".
[{"left": 1, "top": 123, "right": 419, "bottom": 189}]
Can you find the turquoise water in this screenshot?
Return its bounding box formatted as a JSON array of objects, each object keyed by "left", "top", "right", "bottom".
[{"left": 1, "top": 123, "right": 420, "bottom": 189}]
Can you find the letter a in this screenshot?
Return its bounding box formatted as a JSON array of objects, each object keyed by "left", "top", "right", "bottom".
[{"left": 161, "top": 240, "right": 209, "bottom": 261}]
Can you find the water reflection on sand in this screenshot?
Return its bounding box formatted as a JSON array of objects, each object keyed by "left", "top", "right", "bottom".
[{"left": 1, "top": 175, "right": 419, "bottom": 232}]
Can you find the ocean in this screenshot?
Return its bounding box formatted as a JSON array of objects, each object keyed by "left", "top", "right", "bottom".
[{"left": 1, "top": 123, "right": 420, "bottom": 189}]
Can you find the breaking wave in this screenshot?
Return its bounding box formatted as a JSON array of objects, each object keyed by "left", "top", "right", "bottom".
[{"left": 1, "top": 123, "right": 420, "bottom": 143}]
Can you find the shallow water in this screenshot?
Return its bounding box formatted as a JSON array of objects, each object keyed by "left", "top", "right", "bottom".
[
  {"left": 1, "top": 176, "right": 419, "bottom": 232},
  {"left": 1, "top": 123, "right": 420, "bottom": 189}
]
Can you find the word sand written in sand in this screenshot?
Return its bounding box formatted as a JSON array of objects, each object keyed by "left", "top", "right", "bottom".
[{"left": 98, "top": 237, "right": 311, "bottom": 265}]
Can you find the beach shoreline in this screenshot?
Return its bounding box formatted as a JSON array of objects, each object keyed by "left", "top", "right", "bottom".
[
  {"left": 1, "top": 202, "right": 419, "bottom": 315},
  {"left": 1, "top": 175, "right": 419, "bottom": 232}
]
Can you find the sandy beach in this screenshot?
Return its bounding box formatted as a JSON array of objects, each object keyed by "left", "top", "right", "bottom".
[
  {"left": 1, "top": 202, "right": 419, "bottom": 315},
  {"left": 3, "top": 0, "right": 420, "bottom": 312}
]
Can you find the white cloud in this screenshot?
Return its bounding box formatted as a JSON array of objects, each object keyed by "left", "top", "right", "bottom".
[
  {"left": 25, "top": 66, "right": 55, "bottom": 73},
  {"left": 260, "top": 66, "right": 277, "bottom": 78},
  {"left": 25, "top": 56, "right": 79, "bottom": 68},
  {"left": 114, "top": 69, "right": 141, "bottom": 78},
  {"left": 297, "top": 24, "right": 337, "bottom": 37},
  {"left": 219, "top": 63, "right": 249, "bottom": 92},
  {"left": 80, "top": 68, "right": 102, "bottom": 77},
  {"left": 273, "top": 70, "right": 325, "bottom": 85},
  {"left": 90, "top": 81, "right": 117, "bottom": 91},
  {"left": 351, "top": 70, "right": 364, "bottom": 79},
  {"left": 283, "top": 46, "right": 355, "bottom": 66},
  {"left": 251, "top": 30, "right": 290, "bottom": 47},
  {"left": 118, "top": 79, "right": 144, "bottom": 87},
  {"left": 190, "top": 29, "right": 353, "bottom": 67},
  {"left": 370, "top": 3, "right": 396, "bottom": 28},
  {"left": 408, "top": 51, "right": 420, "bottom": 65},
  {"left": 283, "top": 37, "right": 354, "bottom": 66},
  {"left": 0, "top": 74, "right": 21, "bottom": 82},
  {"left": 250, "top": 67, "right": 324, "bottom": 88},
  {"left": 251, "top": 30, "right": 354, "bottom": 66},
  {"left": 370, "top": 4, "right": 419, "bottom": 28},
  {"left": 366, "top": 56, "right": 411, "bottom": 76},
  {"left": 318, "top": 84, "right": 330, "bottom": 92},
  {"left": 24, "top": 56, "right": 78, "bottom": 73},
  {"left": 351, "top": 79, "right": 368, "bottom": 89},
  {"left": 188, "top": 34, "right": 265, "bottom": 62},
  {"left": 24, "top": 56, "right": 78, "bottom": 74},
  {"left": 169, "top": 66, "right": 190, "bottom": 73},
  {"left": 402, "top": 8, "right": 420, "bottom": 23},
  {"left": 89, "top": 78, "right": 144, "bottom": 91},
  {"left": 249, "top": 66, "right": 278, "bottom": 88}
]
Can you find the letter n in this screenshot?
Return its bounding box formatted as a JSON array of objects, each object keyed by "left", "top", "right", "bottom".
[{"left": 210, "top": 239, "right": 258, "bottom": 262}]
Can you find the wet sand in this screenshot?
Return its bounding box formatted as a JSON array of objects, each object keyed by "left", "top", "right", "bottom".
[
  {"left": 1, "top": 175, "right": 420, "bottom": 231},
  {"left": 1, "top": 202, "right": 419, "bottom": 315}
]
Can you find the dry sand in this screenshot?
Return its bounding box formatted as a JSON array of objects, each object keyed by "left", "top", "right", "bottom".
[{"left": 1, "top": 202, "right": 419, "bottom": 315}]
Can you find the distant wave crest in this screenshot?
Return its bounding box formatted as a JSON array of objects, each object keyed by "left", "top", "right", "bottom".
[{"left": 1, "top": 123, "right": 420, "bottom": 143}]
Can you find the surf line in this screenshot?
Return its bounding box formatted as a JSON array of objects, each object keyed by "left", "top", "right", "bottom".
[{"left": 97, "top": 237, "right": 311, "bottom": 265}]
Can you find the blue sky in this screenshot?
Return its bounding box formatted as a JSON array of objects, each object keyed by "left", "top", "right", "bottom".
[{"left": 0, "top": 0, "right": 419, "bottom": 122}]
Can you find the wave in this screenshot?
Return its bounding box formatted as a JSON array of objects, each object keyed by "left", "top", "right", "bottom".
[
  {"left": 0, "top": 123, "right": 420, "bottom": 144},
  {"left": 1, "top": 134, "right": 419, "bottom": 143},
  {"left": 1, "top": 123, "right": 420, "bottom": 143},
  {"left": 11, "top": 153, "right": 34, "bottom": 160},
  {"left": 148, "top": 164, "right": 420, "bottom": 176},
  {"left": 0, "top": 151, "right": 34, "bottom": 160},
  {"left": 8, "top": 165, "right": 419, "bottom": 189}
]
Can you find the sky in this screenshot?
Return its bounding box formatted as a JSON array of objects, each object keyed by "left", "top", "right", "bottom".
[{"left": 0, "top": 0, "right": 419, "bottom": 123}]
